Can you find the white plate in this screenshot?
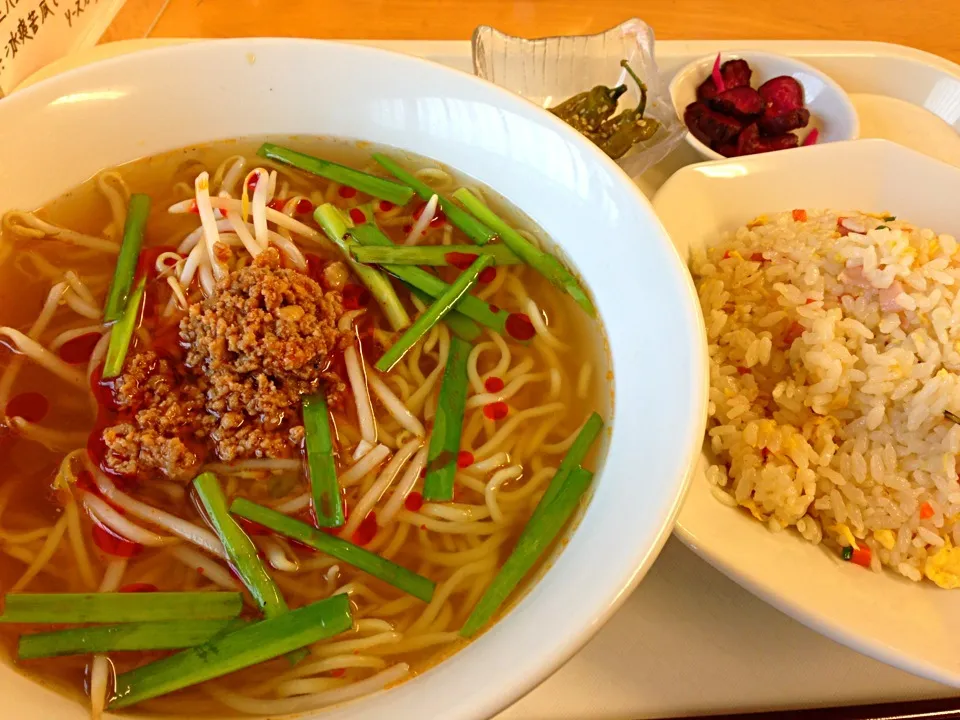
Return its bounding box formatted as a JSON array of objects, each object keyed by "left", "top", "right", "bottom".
[
  {"left": 653, "top": 138, "right": 960, "bottom": 688},
  {"left": 0, "top": 38, "right": 707, "bottom": 719}
]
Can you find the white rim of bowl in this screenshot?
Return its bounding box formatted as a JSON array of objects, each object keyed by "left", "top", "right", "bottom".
[{"left": 1, "top": 37, "right": 710, "bottom": 720}]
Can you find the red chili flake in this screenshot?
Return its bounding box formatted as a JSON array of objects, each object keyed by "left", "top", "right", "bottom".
[
  {"left": 339, "top": 185, "right": 358, "bottom": 199},
  {"left": 196, "top": 567, "right": 205, "bottom": 575},
  {"left": 805, "top": 298, "right": 816, "bottom": 304},
  {"left": 59, "top": 332, "right": 101, "bottom": 365},
  {"left": 296, "top": 198, "right": 314, "bottom": 214},
  {"left": 484, "top": 376, "right": 504, "bottom": 393},
  {"left": 723, "top": 250, "right": 732, "bottom": 259},
  {"left": 457, "top": 450, "right": 474, "bottom": 468},
  {"left": 119, "top": 583, "right": 158, "bottom": 593},
  {"left": 478, "top": 266, "right": 497, "bottom": 284},
  {"left": 792, "top": 209, "right": 808, "bottom": 222},
  {"left": 505, "top": 313, "right": 536, "bottom": 341},
  {"left": 920, "top": 502, "right": 935, "bottom": 520},
  {"left": 349, "top": 208, "right": 367, "bottom": 225},
  {"left": 402, "top": 224, "right": 413, "bottom": 234},
  {"left": 342, "top": 284, "right": 370, "bottom": 310},
  {"left": 267, "top": 198, "right": 286, "bottom": 211},
  {"left": 736, "top": 367, "right": 750, "bottom": 376},
  {"left": 237, "top": 517, "right": 270, "bottom": 536},
  {"left": 483, "top": 401, "right": 509, "bottom": 421},
  {"left": 419, "top": 467, "right": 427, "bottom": 479},
  {"left": 761, "top": 448, "right": 771, "bottom": 461},
  {"left": 6, "top": 392, "right": 49, "bottom": 423},
  {"left": 91, "top": 523, "right": 142, "bottom": 558},
  {"left": 404, "top": 492, "right": 424, "bottom": 512},
  {"left": 351, "top": 511, "right": 378, "bottom": 546},
  {"left": 246, "top": 174, "right": 259, "bottom": 194},
  {"left": 378, "top": 200, "right": 395, "bottom": 212},
  {"left": 488, "top": 304, "right": 500, "bottom": 313},
  {"left": 750, "top": 253, "right": 765, "bottom": 262},
  {"left": 329, "top": 668, "right": 346, "bottom": 678},
  {"left": 783, "top": 321, "right": 804, "bottom": 346},
  {"left": 445, "top": 251, "right": 479, "bottom": 270}
]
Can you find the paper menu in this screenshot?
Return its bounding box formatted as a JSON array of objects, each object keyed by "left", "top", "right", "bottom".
[{"left": 0, "top": 0, "right": 127, "bottom": 95}]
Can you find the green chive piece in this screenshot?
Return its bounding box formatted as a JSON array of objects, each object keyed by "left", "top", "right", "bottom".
[
  {"left": 0, "top": 592, "right": 242, "bottom": 624},
  {"left": 18, "top": 619, "right": 244, "bottom": 659},
  {"left": 193, "top": 472, "right": 287, "bottom": 618},
  {"left": 883, "top": 215, "right": 896, "bottom": 221},
  {"left": 945, "top": 410, "right": 960, "bottom": 425},
  {"left": 347, "top": 220, "right": 507, "bottom": 333},
  {"left": 102, "top": 277, "right": 145, "bottom": 379},
  {"left": 230, "top": 499, "right": 435, "bottom": 602},
  {"left": 109, "top": 594, "right": 353, "bottom": 709},
  {"left": 103, "top": 193, "right": 151, "bottom": 322},
  {"left": 372, "top": 153, "right": 498, "bottom": 245},
  {"left": 842, "top": 545, "right": 853, "bottom": 561},
  {"left": 453, "top": 188, "right": 595, "bottom": 317},
  {"left": 423, "top": 336, "right": 472, "bottom": 501},
  {"left": 408, "top": 285, "right": 481, "bottom": 342},
  {"left": 302, "top": 393, "right": 344, "bottom": 528},
  {"left": 521, "top": 412, "right": 604, "bottom": 534},
  {"left": 258, "top": 143, "right": 414, "bottom": 206},
  {"left": 460, "top": 466, "right": 594, "bottom": 638},
  {"left": 376, "top": 255, "right": 491, "bottom": 372},
  {"left": 351, "top": 244, "right": 520, "bottom": 266},
  {"left": 314, "top": 204, "right": 411, "bottom": 331}
]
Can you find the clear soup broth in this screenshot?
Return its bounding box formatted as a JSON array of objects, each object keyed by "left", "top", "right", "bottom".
[{"left": 0, "top": 138, "right": 609, "bottom": 716}]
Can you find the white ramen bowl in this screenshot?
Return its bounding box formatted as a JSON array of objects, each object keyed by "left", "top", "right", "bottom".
[{"left": 0, "top": 40, "right": 707, "bottom": 719}]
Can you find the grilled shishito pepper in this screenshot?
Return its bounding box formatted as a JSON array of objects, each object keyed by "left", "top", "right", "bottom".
[
  {"left": 549, "top": 83, "right": 627, "bottom": 134},
  {"left": 594, "top": 60, "right": 661, "bottom": 159}
]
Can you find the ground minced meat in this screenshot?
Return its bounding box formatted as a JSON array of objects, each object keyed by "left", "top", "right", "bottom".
[
  {"left": 100, "top": 248, "right": 350, "bottom": 479},
  {"left": 99, "top": 351, "right": 213, "bottom": 482}
]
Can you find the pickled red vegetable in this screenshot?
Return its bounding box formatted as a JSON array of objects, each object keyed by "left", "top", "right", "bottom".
[
  {"left": 758, "top": 107, "right": 810, "bottom": 137},
  {"left": 684, "top": 56, "right": 813, "bottom": 157},
  {"left": 709, "top": 87, "right": 764, "bottom": 120}
]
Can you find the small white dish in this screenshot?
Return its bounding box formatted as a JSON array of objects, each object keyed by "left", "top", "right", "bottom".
[
  {"left": 0, "top": 38, "right": 707, "bottom": 719},
  {"left": 669, "top": 50, "right": 860, "bottom": 161},
  {"left": 653, "top": 138, "right": 960, "bottom": 687}
]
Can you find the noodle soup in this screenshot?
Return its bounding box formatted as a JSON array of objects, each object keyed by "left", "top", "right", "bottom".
[{"left": 0, "top": 138, "right": 609, "bottom": 716}]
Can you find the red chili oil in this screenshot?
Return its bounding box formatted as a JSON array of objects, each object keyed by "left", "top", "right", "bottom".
[
  {"left": 483, "top": 402, "right": 509, "bottom": 421},
  {"left": 91, "top": 523, "right": 143, "bottom": 558},
  {"left": 404, "top": 492, "right": 424, "bottom": 512},
  {"left": 484, "top": 377, "right": 504, "bottom": 393},
  {"left": 504, "top": 313, "right": 536, "bottom": 341},
  {"left": 5, "top": 392, "right": 49, "bottom": 423}
]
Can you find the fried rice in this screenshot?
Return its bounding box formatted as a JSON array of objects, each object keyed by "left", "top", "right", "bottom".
[{"left": 692, "top": 208, "right": 960, "bottom": 588}]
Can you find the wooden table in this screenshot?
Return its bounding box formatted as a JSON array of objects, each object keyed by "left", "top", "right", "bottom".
[{"left": 104, "top": 0, "right": 960, "bottom": 65}]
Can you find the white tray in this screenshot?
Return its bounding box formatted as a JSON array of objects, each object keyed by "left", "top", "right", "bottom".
[{"left": 15, "top": 37, "right": 960, "bottom": 719}]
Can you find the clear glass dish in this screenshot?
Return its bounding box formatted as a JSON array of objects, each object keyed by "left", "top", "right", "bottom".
[{"left": 472, "top": 18, "right": 685, "bottom": 178}]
